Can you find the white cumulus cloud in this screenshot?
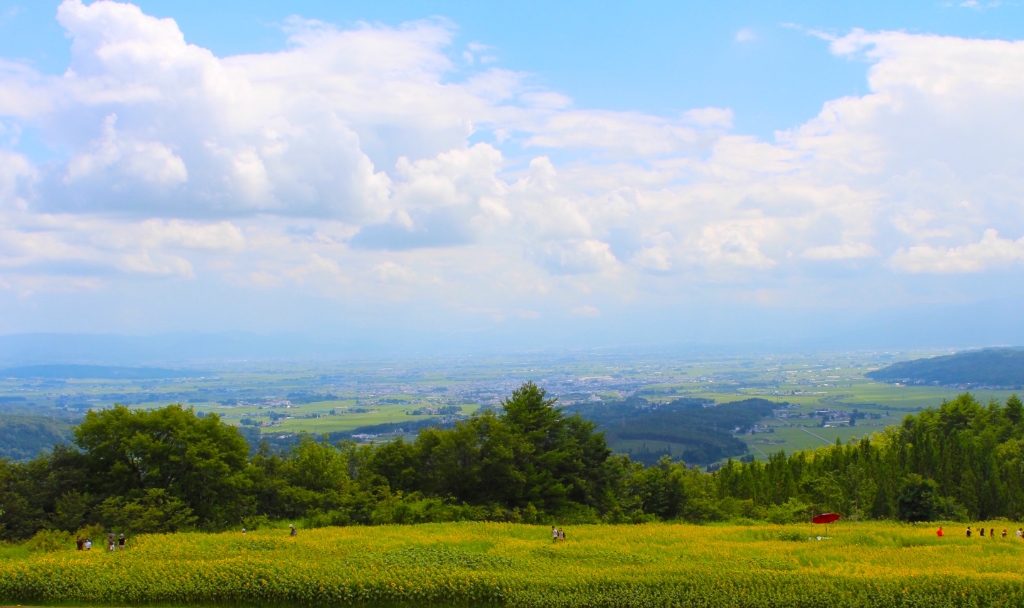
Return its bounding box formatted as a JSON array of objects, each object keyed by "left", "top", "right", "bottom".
[
  {"left": 3, "top": 3, "right": 1024, "bottom": 331},
  {"left": 891, "top": 229, "right": 1024, "bottom": 273}
]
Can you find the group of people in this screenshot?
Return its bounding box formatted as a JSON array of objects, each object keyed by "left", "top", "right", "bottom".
[
  {"left": 942, "top": 526, "right": 1024, "bottom": 539},
  {"left": 551, "top": 526, "right": 567, "bottom": 542},
  {"left": 75, "top": 532, "right": 126, "bottom": 551}
]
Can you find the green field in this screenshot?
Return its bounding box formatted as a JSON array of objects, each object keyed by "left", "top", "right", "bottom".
[
  {"left": 4, "top": 351, "right": 1019, "bottom": 460},
  {"left": 267, "top": 402, "right": 480, "bottom": 434},
  {"left": 650, "top": 359, "right": 1020, "bottom": 459},
  {"left": 3, "top": 521, "right": 1024, "bottom": 607}
]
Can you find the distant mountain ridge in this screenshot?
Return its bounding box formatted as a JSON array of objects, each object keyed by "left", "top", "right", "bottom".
[
  {"left": 866, "top": 348, "right": 1024, "bottom": 388},
  {"left": 0, "top": 332, "right": 336, "bottom": 366},
  {"left": 0, "top": 364, "right": 206, "bottom": 380}
]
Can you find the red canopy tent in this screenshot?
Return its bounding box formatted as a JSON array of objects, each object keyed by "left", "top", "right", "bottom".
[{"left": 812, "top": 512, "right": 840, "bottom": 538}]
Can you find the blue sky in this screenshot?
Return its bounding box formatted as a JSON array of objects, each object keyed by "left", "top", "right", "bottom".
[{"left": 1, "top": 0, "right": 1023, "bottom": 355}]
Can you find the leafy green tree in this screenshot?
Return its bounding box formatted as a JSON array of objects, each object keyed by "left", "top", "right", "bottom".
[
  {"left": 272, "top": 436, "right": 353, "bottom": 515},
  {"left": 502, "top": 382, "right": 563, "bottom": 442},
  {"left": 52, "top": 490, "right": 90, "bottom": 532},
  {"left": 367, "top": 438, "right": 419, "bottom": 493},
  {"left": 0, "top": 458, "right": 50, "bottom": 540},
  {"left": 636, "top": 456, "right": 690, "bottom": 519},
  {"left": 246, "top": 445, "right": 290, "bottom": 519},
  {"left": 75, "top": 404, "right": 251, "bottom": 528},
  {"left": 995, "top": 438, "right": 1024, "bottom": 518},
  {"left": 799, "top": 473, "right": 845, "bottom": 514},
  {"left": 896, "top": 474, "right": 940, "bottom": 521},
  {"left": 1006, "top": 394, "right": 1023, "bottom": 427},
  {"left": 499, "top": 382, "right": 612, "bottom": 514},
  {"left": 97, "top": 488, "right": 197, "bottom": 532},
  {"left": 283, "top": 436, "right": 351, "bottom": 493}
]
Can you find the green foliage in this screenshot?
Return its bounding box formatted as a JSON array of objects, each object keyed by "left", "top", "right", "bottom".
[
  {"left": 52, "top": 490, "right": 90, "bottom": 532},
  {"left": 6, "top": 386, "right": 1024, "bottom": 543},
  {"left": 74, "top": 523, "right": 106, "bottom": 545},
  {"left": 75, "top": 403, "right": 251, "bottom": 528},
  {"left": 241, "top": 514, "right": 270, "bottom": 531},
  {"left": 717, "top": 393, "right": 1024, "bottom": 522},
  {"left": 569, "top": 397, "right": 775, "bottom": 465},
  {"left": 0, "top": 416, "right": 73, "bottom": 461},
  {"left": 764, "top": 498, "right": 811, "bottom": 524},
  {"left": 97, "top": 488, "right": 198, "bottom": 533},
  {"left": 25, "top": 528, "right": 73, "bottom": 552},
  {"left": 897, "top": 474, "right": 940, "bottom": 521},
  {"left": 0, "top": 458, "right": 49, "bottom": 540}
]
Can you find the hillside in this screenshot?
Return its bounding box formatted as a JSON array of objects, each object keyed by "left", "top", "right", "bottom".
[
  {"left": 567, "top": 396, "right": 776, "bottom": 465},
  {"left": 0, "top": 416, "right": 73, "bottom": 460},
  {"left": 866, "top": 348, "right": 1024, "bottom": 388}
]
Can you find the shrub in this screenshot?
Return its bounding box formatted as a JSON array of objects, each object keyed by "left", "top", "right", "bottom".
[
  {"left": 25, "top": 529, "right": 73, "bottom": 552},
  {"left": 765, "top": 498, "right": 810, "bottom": 524}
]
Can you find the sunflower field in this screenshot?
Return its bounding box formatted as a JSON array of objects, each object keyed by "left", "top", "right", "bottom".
[{"left": 2, "top": 521, "right": 1023, "bottom": 607}]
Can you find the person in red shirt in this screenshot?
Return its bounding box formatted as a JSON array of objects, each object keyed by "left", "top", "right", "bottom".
[{"left": 936, "top": 526, "right": 944, "bottom": 537}]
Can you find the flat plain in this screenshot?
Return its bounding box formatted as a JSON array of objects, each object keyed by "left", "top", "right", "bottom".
[{"left": 2, "top": 350, "right": 1018, "bottom": 459}]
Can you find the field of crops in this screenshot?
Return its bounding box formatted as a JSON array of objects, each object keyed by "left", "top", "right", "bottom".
[{"left": 3, "top": 521, "right": 1024, "bottom": 607}]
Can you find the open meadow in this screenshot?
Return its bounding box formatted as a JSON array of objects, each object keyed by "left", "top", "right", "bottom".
[{"left": 2, "top": 521, "right": 1024, "bottom": 607}]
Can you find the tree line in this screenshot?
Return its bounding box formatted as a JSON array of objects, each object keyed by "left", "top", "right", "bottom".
[{"left": 1, "top": 384, "right": 1021, "bottom": 540}]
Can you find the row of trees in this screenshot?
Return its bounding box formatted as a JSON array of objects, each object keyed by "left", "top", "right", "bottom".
[
  {"left": 1, "top": 386, "right": 1021, "bottom": 540},
  {"left": 715, "top": 393, "right": 1024, "bottom": 522},
  {"left": 1, "top": 383, "right": 629, "bottom": 538}
]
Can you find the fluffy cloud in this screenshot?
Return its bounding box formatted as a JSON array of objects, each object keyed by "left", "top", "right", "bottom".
[
  {"left": 2, "top": 1, "right": 1024, "bottom": 332},
  {"left": 523, "top": 110, "right": 702, "bottom": 157},
  {"left": 0, "top": 60, "right": 55, "bottom": 119},
  {"left": 532, "top": 239, "right": 619, "bottom": 275},
  {"left": 802, "top": 242, "right": 878, "bottom": 261},
  {"left": 351, "top": 144, "right": 508, "bottom": 249},
  {"left": 0, "top": 212, "right": 245, "bottom": 282},
  {"left": 891, "top": 229, "right": 1024, "bottom": 273},
  {"left": 0, "top": 149, "right": 35, "bottom": 212},
  {"left": 125, "top": 219, "right": 246, "bottom": 251},
  {"left": 734, "top": 28, "right": 757, "bottom": 44},
  {"left": 696, "top": 220, "right": 778, "bottom": 271},
  {"left": 570, "top": 304, "right": 600, "bottom": 318},
  {"left": 64, "top": 114, "right": 188, "bottom": 188}
]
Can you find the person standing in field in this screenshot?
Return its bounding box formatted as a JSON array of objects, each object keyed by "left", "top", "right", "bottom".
[
  {"left": 936, "top": 526, "right": 943, "bottom": 537},
  {"left": 1017, "top": 527, "right": 1023, "bottom": 539},
  {"left": 289, "top": 524, "right": 297, "bottom": 537},
  {"left": 966, "top": 526, "right": 972, "bottom": 537},
  {"left": 118, "top": 533, "right": 126, "bottom": 549},
  {"left": 552, "top": 526, "right": 559, "bottom": 543},
  {"left": 990, "top": 528, "right": 995, "bottom": 539}
]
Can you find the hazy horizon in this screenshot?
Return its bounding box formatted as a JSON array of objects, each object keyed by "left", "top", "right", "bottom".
[
  {"left": 0, "top": 329, "right": 1016, "bottom": 368},
  {"left": 2, "top": 2, "right": 1024, "bottom": 355}
]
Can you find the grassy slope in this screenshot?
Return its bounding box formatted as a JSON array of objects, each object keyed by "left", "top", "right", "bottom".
[{"left": 3, "top": 521, "right": 1024, "bottom": 607}]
